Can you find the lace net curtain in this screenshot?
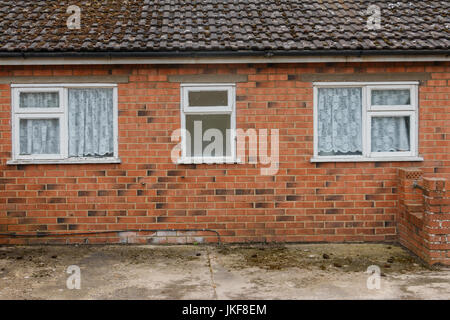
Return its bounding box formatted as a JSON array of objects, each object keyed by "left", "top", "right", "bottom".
[
  {"left": 19, "top": 88, "right": 114, "bottom": 157},
  {"left": 318, "top": 88, "right": 410, "bottom": 155},
  {"left": 371, "top": 89, "right": 410, "bottom": 105},
  {"left": 318, "top": 87, "right": 362, "bottom": 155},
  {"left": 20, "top": 92, "right": 59, "bottom": 109},
  {"left": 371, "top": 117, "right": 410, "bottom": 152},
  {"left": 19, "top": 119, "right": 60, "bottom": 155},
  {"left": 371, "top": 89, "right": 411, "bottom": 152},
  {"left": 68, "top": 88, "right": 114, "bottom": 157}
]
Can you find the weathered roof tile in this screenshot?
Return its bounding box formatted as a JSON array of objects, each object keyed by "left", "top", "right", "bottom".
[{"left": 0, "top": 0, "right": 448, "bottom": 55}]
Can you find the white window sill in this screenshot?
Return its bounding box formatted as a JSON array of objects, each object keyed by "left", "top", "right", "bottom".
[
  {"left": 7, "top": 158, "right": 121, "bottom": 165},
  {"left": 177, "top": 157, "right": 241, "bottom": 165},
  {"left": 310, "top": 156, "right": 424, "bottom": 163}
]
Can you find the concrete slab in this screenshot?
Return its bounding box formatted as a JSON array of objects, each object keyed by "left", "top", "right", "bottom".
[{"left": 0, "top": 244, "right": 448, "bottom": 300}]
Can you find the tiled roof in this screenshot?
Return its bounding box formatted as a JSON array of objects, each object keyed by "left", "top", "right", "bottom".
[{"left": 0, "top": 0, "right": 448, "bottom": 55}]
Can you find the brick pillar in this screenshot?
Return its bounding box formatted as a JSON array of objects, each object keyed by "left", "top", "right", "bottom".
[
  {"left": 422, "top": 177, "right": 450, "bottom": 265},
  {"left": 398, "top": 168, "right": 424, "bottom": 216},
  {"left": 397, "top": 168, "right": 426, "bottom": 261}
]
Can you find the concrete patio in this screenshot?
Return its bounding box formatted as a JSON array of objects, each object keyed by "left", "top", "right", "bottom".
[{"left": 0, "top": 243, "right": 448, "bottom": 300}]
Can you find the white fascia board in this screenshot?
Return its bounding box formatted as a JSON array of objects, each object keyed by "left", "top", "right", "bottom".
[{"left": 0, "top": 55, "right": 448, "bottom": 66}]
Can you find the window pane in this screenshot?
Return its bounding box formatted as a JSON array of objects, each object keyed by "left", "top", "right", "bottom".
[
  {"left": 186, "top": 114, "right": 231, "bottom": 157},
  {"left": 68, "top": 88, "right": 114, "bottom": 157},
  {"left": 19, "top": 92, "right": 59, "bottom": 108},
  {"left": 19, "top": 119, "right": 60, "bottom": 155},
  {"left": 317, "top": 87, "right": 362, "bottom": 156},
  {"left": 371, "top": 89, "right": 410, "bottom": 105},
  {"left": 188, "top": 91, "right": 228, "bottom": 107},
  {"left": 371, "top": 116, "right": 410, "bottom": 152}
]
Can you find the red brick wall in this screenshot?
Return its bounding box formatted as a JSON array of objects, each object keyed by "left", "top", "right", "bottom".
[{"left": 0, "top": 61, "right": 449, "bottom": 244}]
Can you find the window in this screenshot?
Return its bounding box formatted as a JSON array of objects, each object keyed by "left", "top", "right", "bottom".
[
  {"left": 312, "top": 82, "right": 421, "bottom": 162},
  {"left": 10, "top": 84, "right": 119, "bottom": 164},
  {"left": 179, "top": 84, "right": 236, "bottom": 163}
]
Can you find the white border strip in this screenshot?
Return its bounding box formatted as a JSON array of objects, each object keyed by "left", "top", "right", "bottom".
[
  {"left": 313, "top": 81, "right": 420, "bottom": 86},
  {"left": 0, "top": 55, "right": 448, "bottom": 66},
  {"left": 11, "top": 83, "right": 118, "bottom": 88}
]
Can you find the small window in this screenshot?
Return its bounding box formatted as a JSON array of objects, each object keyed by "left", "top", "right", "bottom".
[
  {"left": 368, "top": 112, "right": 415, "bottom": 157},
  {"left": 367, "top": 84, "right": 416, "bottom": 111},
  {"left": 313, "top": 82, "right": 420, "bottom": 162},
  {"left": 180, "top": 84, "right": 236, "bottom": 163},
  {"left": 188, "top": 90, "right": 228, "bottom": 107},
  {"left": 371, "top": 89, "right": 410, "bottom": 106},
  {"left": 11, "top": 84, "right": 119, "bottom": 164},
  {"left": 19, "top": 118, "right": 61, "bottom": 156},
  {"left": 19, "top": 91, "right": 60, "bottom": 109}
]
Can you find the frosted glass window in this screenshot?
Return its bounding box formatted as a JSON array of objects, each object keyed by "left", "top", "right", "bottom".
[
  {"left": 186, "top": 114, "right": 231, "bottom": 157},
  {"left": 19, "top": 92, "right": 59, "bottom": 108},
  {"left": 317, "top": 87, "right": 363, "bottom": 156},
  {"left": 68, "top": 88, "right": 114, "bottom": 157},
  {"left": 19, "top": 119, "right": 60, "bottom": 155},
  {"left": 371, "top": 89, "right": 410, "bottom": 106},
  {"left": 188, "top": 91, "right": 228, "bottom": 106},
  {"left": 371, "top": 116, "right": 410, "bottom": 152}
]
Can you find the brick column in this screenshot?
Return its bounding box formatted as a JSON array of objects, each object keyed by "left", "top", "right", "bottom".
[
  {"left": 422, "top": 177, "right": 450, "bottom": 265},
  {"left": 397, "top": 168, "right": 426, "bottom": 261},
  {"left": 398, "top": 168, "right": 424, "bottom": 216}
]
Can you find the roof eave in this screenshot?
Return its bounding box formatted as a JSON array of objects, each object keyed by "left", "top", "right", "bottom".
[{"left": 0, "top": 49, "right": 449, "bottom": 59}]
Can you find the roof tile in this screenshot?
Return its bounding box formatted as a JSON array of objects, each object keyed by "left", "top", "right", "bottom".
[{"left": 0, "top": 0, "right": 448, "bottom": 54}]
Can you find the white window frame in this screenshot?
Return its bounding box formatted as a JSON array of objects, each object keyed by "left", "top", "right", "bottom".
[
  {"left": 179, "top": 83, "right": 237, "bottom": 164},
  {"left": 367, "top": 84, "right": 417, "bottom": 111},
  {"left": 182, "top": 85, "right": 234, "bottom": 113},
  {"left": 13, "top": 87, "right": 64, "bottom": 114},
  {"left": 312, "top": 81, "right": 422, "bottom": 162},
  {"left": 9, "top": 83, "right": 120, "bottom": 165},
  {"left": 367, "top": 111, "right": 417, "bottom": 158}
]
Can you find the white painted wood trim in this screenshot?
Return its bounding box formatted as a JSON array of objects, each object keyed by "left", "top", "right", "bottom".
[
  {"left": 313, "top": 86, "right": 319, "bottom": 158},
  {"left": 0, "top": 55, "right": 448, "bottom": 66},
  {"left": 310, "top": 156, "right": 424, "bottom": 163},
  {"left": 361, "top": 86, "right": 368, "bottom": 158},
  {"left": 7, "top": 158, "right": 122, "bottom": 165},
  {"left": 177, "top": 157, "right": 241, "bottom": 164},
  {"left": 313, "top": 81, "right": 420, "bottom": 86},
  {"left": 11, "top": 83, "right": 118, "bottom": 88},
  {"left": 62, "top": 88, "right": 69, "bottom": 159},
  {"left": 113, "top": 86, "right": 119, "bottom": 159},
  {"left": 180, "top": 83, "right": 236, "bottom": 87}
]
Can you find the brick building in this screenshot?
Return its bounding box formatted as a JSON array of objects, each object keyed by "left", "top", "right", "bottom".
[{"left": 0, "top": 1, "right": 448, "bottom": 265}]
